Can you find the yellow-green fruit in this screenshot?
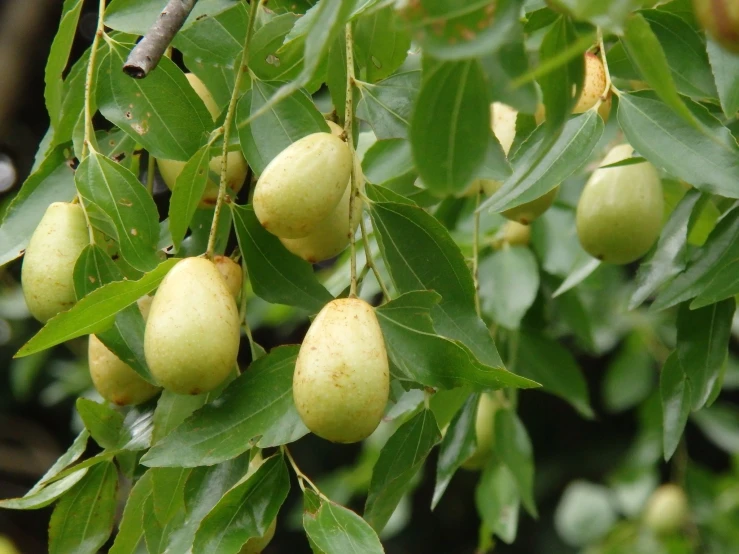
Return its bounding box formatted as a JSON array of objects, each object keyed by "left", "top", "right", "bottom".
[
  {"left": 327, "top": 120, "right": 344, "bottom": 136},
  {"left": 643, "top": 484, "right": 689, "bottom": 534},
  {"left": 492, "top": 221, "right": 531, "bottom": 249},
  {"left": 574, "top": 52, "right": 607, "bottom": 113},
  {"left": 213, "top": 255, "right": 243, "bottom": 298},
  {"left": 293, "top": 298, "right": 389, "bottom": 443},
  {"left": 254, "top": 133, "right": 353, "bottom": 239},
  {"left": 461, "top": 393, "right": 498, "bottom": 470},
  {"left": 0, "top": 536, "right": 19, "bottom": 554},
  {"left": 144, "top": 257, "right": 240, "bottom": 395},
  {"left": 483, "top": 180, "right": 559, "bottom": 225},
  {"left": 280, "top": 157, "right": 364, "bottom": 263},
  {"left": 157, "top": 74, "right": 247, "bottom": 207},
  {"left": 239, "top": 518, "right": 277, "bottom": 554},
  {"left": 693, "top": 0, "right": 739, "bottom": 52},
  {"left": 21, "top": 202, "right": 89, "bottom": 322},
  {"left": 576, "top": 144, "right": 663, "bottom": 264},
  {"left": 598, "top": 91, "right": 613, "bottom": 123}
]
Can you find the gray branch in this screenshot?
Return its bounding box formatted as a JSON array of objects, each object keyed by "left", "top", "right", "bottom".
[{"left": 122, "top": 0, "right": 197, "bottom": 78}]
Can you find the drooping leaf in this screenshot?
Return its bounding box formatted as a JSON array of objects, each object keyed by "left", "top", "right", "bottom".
[
  {"left": 109, "top": 470, "right": 154, "bottom": 554},
  {"left": 356, "top": 71, "right": 420, "bottom": 140},
  {"left": 168, "top": 144, "right": 211, "bottom": 252},
  {"left": 0, "top": 471, "right": 88, "bottom": 511},
  {"left": 151, "top": 467, "right": 191, "bottom": 525},
  {"left": 304, "top": 493, "right": 384, "bottom": 554},
  {"left": 475, "top": 461, "right": 520, "bottom": 544},
  {"left": 494, "top": 409, "right": 536, "bottom": 517},
  {"left": 660, "top": 352, "right": 692, "bottom": 460},
  {"left": 76, "top": 398, "right": 125, "bottom": 450}
]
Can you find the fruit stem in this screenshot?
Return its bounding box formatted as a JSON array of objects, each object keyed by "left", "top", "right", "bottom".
[
  {"left": 206, "top": 0, "right": 260, "bottom": 259},
  {"left": 359, "top": 217, "right": 391, "bottom": 301},
  {"left": 239, "top": 260, "right": 260, "bottom": 359},
  {"left": 344, "top": 22, "right": 359, "bottom": 299},
  {"left": 282, "top": 446, "right": 327, "bottom": 499},
  {"left": 81, "top": 0, "right": 106, "bottom": 159},
  {"left": 472, "top": 189, "right": 482, "bottom": 318}
]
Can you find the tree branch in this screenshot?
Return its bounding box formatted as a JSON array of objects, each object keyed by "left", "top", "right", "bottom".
[{"left": 122, "top": 0, "right": 197, "bottom": 78}]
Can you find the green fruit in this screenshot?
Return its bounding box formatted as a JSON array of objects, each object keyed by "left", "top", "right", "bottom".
[
  {"left": 492, "top": 221, "right": 531, "bottom": 249},
  {"left": 694, "top": 0, "right": 739, "bottom": 52},
  {"left": 253, "top": 133, "right": 353, "bottom": 239},
  {"left": 144, "top": 257, "right": 240, "bottom": 394},
  {"left": 239, "top": 518, "right": 277, "bottom": 554},
  {"left": 21, "top": 202, "right": 89, "bottom": 322},
  {"left": 212, "top": 255, "right": 243, "bottom": 298},
  {"left": 461, "top": 393, "right": 498, "bottom": 470},
  {"left": 576, "top": 144, "right": 663, "bottom": 264},
  {"left": 643, "top": 484, "right": 689, "bottom": 534},
  {"left": 293, "top": 298, "right": 389, "bottom": 443},
  {"left": 481, "top": 180, "right": 559, "bottom": 225},
  {"left": 0, "top": 536, "right": 19, "bottom": 554},
  {"left": 157, "top": 74, "right": 247, "bottom": 207},
  {"left": 280, "top": 157, "right": 364, "bottom": 263}
]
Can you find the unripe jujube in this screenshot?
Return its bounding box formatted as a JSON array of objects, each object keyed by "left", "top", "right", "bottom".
[
  {"left": 212, "top": 255, "right": 243, "bottom": 298},
  {"left": 253, "top": 133, "right": 353, "bottom": 239},
  {"left": 144, "top": 257, "right": 240, "bottom": 395},
  {"left": 643, "top": 484, "right": 689, "bottom": 534},
  {"left": 576, "top": 144, "right": 663, "bottom": 265},
  {"left": 461, "top": 393, "right": 498, "bottom": 470},
  {"left": 157, "top": 74, "right": 247, "bottom": 207},
  {"left": 21, "top": 202, "right": 89, "bottom": 322},
  {"left": 492, "top": 221, "right": 531, "bottom": 249},
  {"left": 693, "top": 0, "right": 739, "bottom": 52},
  {"left": 293, "top": 298, "right": 389, "bottom": 443}
]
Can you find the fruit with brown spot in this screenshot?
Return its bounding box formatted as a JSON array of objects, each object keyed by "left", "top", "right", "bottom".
[
  {"left": 693, "top": 0, "right": 739, "bottom": 52},
  {"left": 212, "top": 255, "right": 243, "bottom": 298}
]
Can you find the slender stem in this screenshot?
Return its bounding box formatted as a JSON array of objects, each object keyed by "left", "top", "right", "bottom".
[
  {"left": 282, "top": 446, "right": 326, "bottom": 499},
  {"left": 206, "top": 0, "right": 260, "bottom": 259},
  {"left": 472, "top": 189, "right": 482, "bottom": 318},
  {"left": 146, "top": 153, "right": 156, "bottom": 195},
  {"left": 239, "top": 260, "right": 259, "bottom": 359},
  {"left": 344, "top": 23, "right": 358, "bottom": 298},
  {"left": 359, "top": 216, "right": 390, "bottom": 301}
]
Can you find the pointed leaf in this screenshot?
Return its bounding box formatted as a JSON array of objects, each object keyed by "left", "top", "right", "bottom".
[
  {"left": 168, "top": 145, "right": 211, "bottom": 251},
  {"left": 354, "top": 5, "right": 411, "bottom": 82},
  {"left": 475, "top": 461, "right": 520, "bottom": 544},
  {"left": 479, "top": 247, "right": 539, "bottom": 329},
  {"left": 660, "top": 352, "right": 691, "bottom": 460},
  {"left": 152, "top": 468, "right": 191, "bottom": 525},
  {"left": 304, "top": 495, "right": 384, "bottom": 554},
  {"left": 356, "top": 71, "right": 420, "bottom": 140},
  {"left": 76, "top": 398, "right": 124, "bottom": 450},
  {"left": 707, "top": 38, "right": 739, "bottom": 117},
  {"left": 494, "top": 409, "right": 536, "bottom": 517},
  {"left": 109, "top": 470, "right": 154, "bottom": 554}
]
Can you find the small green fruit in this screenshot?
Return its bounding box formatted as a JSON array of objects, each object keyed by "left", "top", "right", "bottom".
[
  {"left": 0, "top": 536, "right": 19, "bottom": 554},
  {"left": 576, "top": 144, "right": 663, "bottom": 264},
  {"left": 643, "top": 484, "right": 689, "bottom": 534},
  {"left": 693, "top": 0, "right": 739, "bottom": 52},
  {"left": 144, "top": 257, "right": 240, "bottom": 395},
  {"left": 492, "top": 221, "right": 531, "bottom": 249},
  {"left": 253, "top": 133, "right": 353, "bottom": 239},
  {"left": 461, "top": 393, "right": 498, "bottom": 470},
  {"left": 293, "top": 298, "right": 389, "bottom": 443},
  {"left": 482, "top": 180, "right": 559, "bottom": 225},
  {"left": 21, "top": 202, "right": 89, "bottom": 322},
  {"left": 239, "top": 518, "right": 277, "bottom": 554},
  {"left": 212, "top": 255, "right": 243, "bottom": 298}
]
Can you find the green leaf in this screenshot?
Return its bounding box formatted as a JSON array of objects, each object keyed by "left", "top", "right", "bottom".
[
  {"left": 76, "top": 398, "right": 124, "bottom": 450},
  {"left": 0, "top": 146, "right": 75, "bottom": 267},
  {"left": 193, "top": 455, "right": 290, "bottom": 554},
  {"left": 617, "top": 91, "right": 739, "bottom": 199},
  {"left": 304, "top": 494, "right": 384, "bottom": 554},
  {"left": 554, "top": 481, "right": 617, "bottom": 547},
  {"left": 151, "top": 389, "right": 215, "bottom": 443},
  {"left": 652, "top": 206, "right": 739, "bottom": 310},
  {"left": 151, "top": 468, "right": 191, "bottom": 525},
  {"left": 354, "top": 5, "right": 411, "bottom": 82},
  {"left": 660, "top": 352, "right": 691, "bottom": 460},
  {"left": 479, "top": 111, "right": 603, "bottom": 215},
  {"left": 495, "top": 408, "right": 536, "bottom": 517},
  {"left": 362, "top": 140, "right": 415, "bottom": 186},
  {"left": 143, "top": 494, "right": 185, "bottom": 554},
  {"left": 97, "top": 41, "right": 212, "bottom": 162},
  {"left": 48, "top": 461, "right": 118, "bottom": 554},
  {"left": 516, "top": 330, "right": 594, "bottom": 418},
  {"left": 237, "top": 80, "right": 329, "bottom": 176},
  {"left": 479, "top": 247, "right": 539, "bottom": 330},
  {"left": 365, "top": 410, "right": 441, "bottom": 532},
  {"left": 546, "top": 0, "right": 642, "bottom": 31},
  {"left": 142, "top": 346, "right": 307, "bottom": 467},
  {"left": 676, "top": 298, "right": 735, "bottom": 410},
  {"left": 692, "top": 402, "right": 739, "bottom": 454},
  {"left": 173, "top": 1, "right": 247, "bottom": 66},
  {"left": 376, "top": 292, "right": 538, "bottom": 390},
  {"left": 15, "top": 258, "right": 178, "bottom": 357},
  {"left": 76, "top": 151, "right": 160, "bottom": 272},
  {"left": 168, "top": 144, "right": 211, "bottom": 251},
  {"left": 118, "top": 403, "right": 156, "bottom": 451},
  {"left": 602, "top": 334, "right": 655, "bottom": 413},
  {"left": 432, "top": 395, "right": 478, "bottom": 509},
  {"left": 410, "top": 60, "right": 490, "bottom": 196},
  {"left": 621, "top": 13, "right": 697, "bottom": 125},
  {"left": 480, "top": 31, "right": 538, "bottom": 115},
  {"left": 368, "top": 198, "right": 504, "bottom": 368},
  {"left": 44, "top": 0, "right": 83, "bottom": 130},
  {"left": 0, "top": 471, "right": 88, "bottom": 511},
  {"left": 248, "top": 13, "right": 301, "bottom": 83},
  {"left": 55, "top": 49, "right": 91, "bottom": 147},
  {"left": 707, "top": 38, "right": 739, "bottom": 117},
  {"left": 475, "top": 461, "right": 519, "bottom": 544},
  {"left": 109, "top": 470, "right": 153, "bottom": 554},
  {"left": 104, "top": 0, "right": 235, "bottom": 35},
  {"left": 231, "top": 204, "right": 333, "bottom": 313},
  {"left": 25, "top": 430, "right": 90, "bottom": 496},
  {"left": 551, "top": 256, "right": 600, "bottom": 298},
  {"left": 356, "top": 71, "right": 420, "bottom": 140}
]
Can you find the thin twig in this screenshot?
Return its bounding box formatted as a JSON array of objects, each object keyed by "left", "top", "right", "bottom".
[
  {"left": 282, "top": 446, "right": 327, "bottom": 499},
  {"left": 472, "top": 189, "right": 482, "bottom": 317},
  {"left": 344, "top": 23, "right": 358, "bottom": 298},
  {"left": 123, "top": 0, "right": 197, "bottom": 78},
  {"left": 359, "top": 216, "right": 390, "bottom": 301},
  {"left": 205, "top": 0, "right": 260, "bottom": 259},
  {"left": 239, "top": 260, "right": 259, "bottom": 359}
]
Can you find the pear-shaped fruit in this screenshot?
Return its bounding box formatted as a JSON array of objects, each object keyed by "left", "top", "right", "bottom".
[
  {"left": 293, "top": 298, "right": 389, "bottom": 443},
  {"left": 21, "top": 202, "right": 89, "bottom": 322},
  {"left": 253, "top": 133, "right": 353, "bottom": 239},
  {"left": 693, "top": 0, "right": 739, "bottom": 52},
  {"left": 144, "top": 257, "right": 240, "bottom": 394},
  {"left": 461, "top": 393, "right": 498, "bottom": 470},
  {"left": 576, "top": 144, "right": 663, "bottom": 264},
  {"left": 157, "top": 74, "right": 247, "bottom": 207},
  {"left": 212, "top": 255, "right": 243, "bottom": 298},
  {"left": 280, "top": 157, "right": 364, "bottom": 263},
  {"left": 492, "top": 221, "right": 531, "bottom": 249},
  {"left": 239, "top": 519, "right": 277, "bottom": 554},
  {"left": 574, "top": 52, "right": 607, "bottom": 113},
  {"left": 643, "top": 484, "right": 688, "bottom": 534}
]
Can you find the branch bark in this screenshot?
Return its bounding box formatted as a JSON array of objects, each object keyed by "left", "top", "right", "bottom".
[{"left": 122, "top": 0, "right": 197, "bottom": 78}]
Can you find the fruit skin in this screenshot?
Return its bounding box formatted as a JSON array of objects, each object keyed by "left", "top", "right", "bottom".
[
  {"left": 643, "top": 484, "right": 689, "bottom": 534},
  {"left": 576, "top": 143, "right": 663, "bottom": 265},
  {"left": 574, "top": 52, "right": 607, "bottom": 113},
  {"left": 212, "top": 255, "right": 243, "bottom": 298},
  {"left": 144, "top": 257, "right": 240, "bottom": 395},
  {"left": 0, "top": 536, "right": 19, "bottom": 554},
  {"left": 157, "top": 74, "right": 247, "bottom": 207},
  {"left": 238, "top": 518, "right": 277, "bottom": 554},
  {"left": 483, "top": 180, "right": 559, "bottom": 225},
  {"left": 21, "top": 202, "right": 89, "bottom": 322},
  {"left": 89, "top": 296, "right": 160, "bottom": 406},
  {"left": 492, "top": 221, "right": 531, "bottom": 249},
  {"left": 293, "top": 298, "right": 389, "bottom": 443},
  {"left": 461, "top": 393, "right": 498, "bottom": 470},
  {"left": 693, "top": 0, "right": 739, "bottom": 52},
  {"left": 280, "top": 156, "right": 364, "bottom": 263},
  {"left": 253, "top": 133, "right": 353, "bottom": 239}
]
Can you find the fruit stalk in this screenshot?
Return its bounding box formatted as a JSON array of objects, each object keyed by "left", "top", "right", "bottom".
[
  {"left": 472, "top": 189, "right": 482, "bottom": 317},
  {"left": 344, "top": 22, "right": 359, "bottom": 298},
  {"left": 205, "top": 0, "right": 260, "bottom": 259},
  {"left": 359, "top": 216, "right": 391, "bottom": 300}
]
